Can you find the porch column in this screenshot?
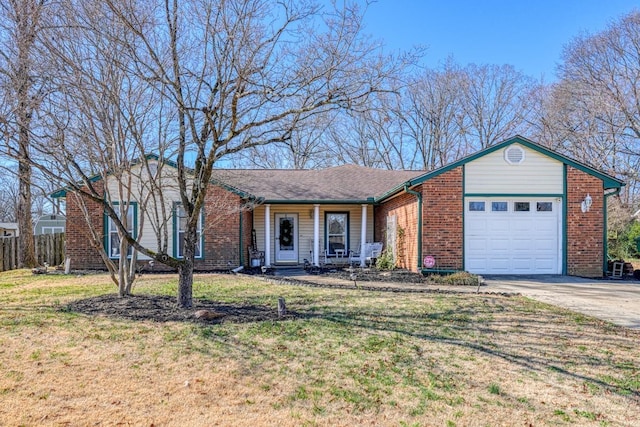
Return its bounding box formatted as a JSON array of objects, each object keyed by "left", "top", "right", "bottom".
[
  {"left": 360, "top": 204, "right": 367, "bottom": 267},
  {"left": 313, "top": 204, "right": 320, "bottom": 266},
  {"left": 264, "top": 204, "right": 271, "bottom": 266}
]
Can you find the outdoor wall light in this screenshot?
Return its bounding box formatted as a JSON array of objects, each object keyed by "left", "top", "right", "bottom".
[{"left": 581, "top": 193, "right": 593, "bottom": 213}]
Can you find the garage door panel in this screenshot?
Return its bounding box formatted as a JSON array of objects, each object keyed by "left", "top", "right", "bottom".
[
  {"left": 487, "top": 221, "right": 508, "bottom": 233},
  {"left": 489, "top": 238, "right": 510, "bottom": 251},
  {"left": 487, "top": 258, "right": 510, "bottom": 272},
  {"left": 466, "top": 237, "right": 488, "bottom": 252},
  {"left": 532, "top": 239, "right": 558, "bottom": 254},
  {"left": 511, "top": 238, "right": 534, "bottom": 251},
  {"left": 465, "top": 198, "right": 561, "bottom": 274}
]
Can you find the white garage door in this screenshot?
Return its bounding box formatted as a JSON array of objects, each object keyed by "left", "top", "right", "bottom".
[{"left": 465, "top": 198, "right": 562, "bottom": 274}]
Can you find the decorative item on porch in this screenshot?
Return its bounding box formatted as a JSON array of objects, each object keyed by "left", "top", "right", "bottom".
[{"left": 279, "top": 217, "right": 293, "bottom": 249}]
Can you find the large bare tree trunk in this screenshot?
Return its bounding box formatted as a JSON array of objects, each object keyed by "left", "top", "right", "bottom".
[
  {"left": 17, "top": 143, "right": 35, "bottom": 268},
  {"left": 15, "top": 0, "right": 37, "bottom": 268},
  {"left": 177, "top": 226, "right": 197, "bottom": 308}
]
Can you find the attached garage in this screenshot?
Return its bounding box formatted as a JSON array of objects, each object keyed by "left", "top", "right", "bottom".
[
  {"left": 377, "top": 135, "right": 625, "bottom": 277},
  {"left": 465, "top": 197, "right": 562, "bottom": 274}
]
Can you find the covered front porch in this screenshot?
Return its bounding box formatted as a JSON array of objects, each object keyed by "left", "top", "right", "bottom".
[{"left": 251, "top": 203, "right": 375, "bottom": 267}]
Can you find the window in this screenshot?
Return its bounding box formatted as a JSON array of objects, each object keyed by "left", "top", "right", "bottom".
[
  {"left": 175, "top": 203, "right": 203, "bottom": 259},
  {"left": 469, "top": 201, "right": 485, "bottom": 212},
  {"left": 107, "top": 203, "right": 137, "bottom": 258},
  {"left": 325, "top": 212, "right": 348, "bottom": 255},
  {"left": 537, "top": 202, "right": 553, "bottom": 212},
  {"left": 492, "top": 202, "right": 508, "bottom": 212},
  {"left": 41, "top": 226, "right": 64, "bottom": 234},
  {"left": 514, "top": 202, "right": 530, "bottom": 212}
]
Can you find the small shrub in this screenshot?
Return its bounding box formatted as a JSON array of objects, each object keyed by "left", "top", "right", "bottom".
[
  {"left": 428, "top": 272, "right": 479, "bottom": 286},
  {"left": 375, "top": 249, "right": 396, "bottom": 271}
]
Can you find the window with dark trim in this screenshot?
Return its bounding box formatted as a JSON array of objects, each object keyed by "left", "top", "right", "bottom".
[
  {"left": 469, "top": 201, "right": 485, "bottom": 211},
  {"left": 325, "top": 212, "right": 349, "bottom": 255},
  {"left": 106, "top": 202, "right": 137, "bottom": 259},
  {"left": 175, "top": 203, "right": 203, "bottom": 259},
  {"left": 492, "top": 202, "right": 508, "bottom": 212},
  {"left": 537, "top": 202, "right": 553, "bottom": 212}
]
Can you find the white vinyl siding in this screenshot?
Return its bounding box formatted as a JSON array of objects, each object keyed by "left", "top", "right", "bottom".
[
  {"left": 253, "top": 204, "right": 374, "bottom": 264},
  {"left": 465, "top": 144, "right": 563, "bottom": 194},
  {"left": 105, "top": 161, "right": 182, "bottom": 260}
]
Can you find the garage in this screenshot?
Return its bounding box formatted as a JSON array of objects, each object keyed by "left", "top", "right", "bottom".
[{"left": 464, "top": 198, "right": 562, "bottom": 274}]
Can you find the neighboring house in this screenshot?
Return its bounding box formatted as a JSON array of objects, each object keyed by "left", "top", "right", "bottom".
[
  {"left": 54, "top": 136, "right": 624, "bottom": 277},
  {"left": 34, "top": 214, "right": 66, "bottom": 235},
  {"left": 0, "top": 222, "right": 19, "bottom": 238}
]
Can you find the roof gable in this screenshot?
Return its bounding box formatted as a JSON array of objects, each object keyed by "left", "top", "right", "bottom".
[{"left": 408, "top": 135, "right": 622, "bottom": 190}]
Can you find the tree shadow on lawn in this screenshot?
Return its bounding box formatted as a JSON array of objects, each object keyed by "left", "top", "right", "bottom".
[
  {"left": 62, "top": 291, "right": 640, "bottom": 402},
  {"left": 64, "top": 293, "right": 290, "bottom": 324},
  {"left": 311, "top": 300, "right": 640, "bottom": 401}
]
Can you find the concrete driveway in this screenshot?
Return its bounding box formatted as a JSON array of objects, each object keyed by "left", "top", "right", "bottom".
[{"left": 484, "top": 275, "right": 640, "bottom": 330}]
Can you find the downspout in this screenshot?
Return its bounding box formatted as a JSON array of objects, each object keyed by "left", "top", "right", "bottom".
[
  {"left": 239, "top": 209, "right": 244, "bottom": 266},
  {"left": 603, "top": 188, "right": 621, "bottom": 274},
  {"left": 404, "top": 184, "right": 423, "bottom": 270}
]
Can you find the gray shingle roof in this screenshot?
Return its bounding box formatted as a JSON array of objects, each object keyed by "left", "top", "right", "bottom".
[{"left": 213, "top": 164, "right": 423, "bottom": 202}]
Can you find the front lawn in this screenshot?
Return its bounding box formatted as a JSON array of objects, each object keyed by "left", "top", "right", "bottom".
[{"left": 0, "top": 270, "right": 638, "bottom": 426}]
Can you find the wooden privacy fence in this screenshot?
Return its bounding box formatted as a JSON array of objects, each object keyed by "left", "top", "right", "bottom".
[{"left": 0, "top": 233, "right": 66, "bottom": 272}]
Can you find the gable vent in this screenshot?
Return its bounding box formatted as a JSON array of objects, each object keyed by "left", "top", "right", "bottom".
[{"left": 504, "top": 145, "right": 525, "bottom": 165}]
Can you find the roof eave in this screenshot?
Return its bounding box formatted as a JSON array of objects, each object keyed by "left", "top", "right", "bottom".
[{"left": 261, "top": 198, "right": 375, "bottom": 205}]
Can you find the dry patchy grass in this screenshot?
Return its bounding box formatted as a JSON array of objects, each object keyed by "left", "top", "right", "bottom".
[{"left": 0, "top": 270, "right": 638, "bottom": 426}]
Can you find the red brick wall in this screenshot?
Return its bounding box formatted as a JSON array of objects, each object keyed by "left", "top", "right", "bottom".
[
  {"left": 374, "top": 191, "right": 419, "bottom": 271},
  {"left": 566, "top": 167, "right": 604, "bottom": 277},
  {"left": 197, "top": 186, "right": 244, "bottom": 270},
  {"left": 421, "top": 167, "right": 464, "bottom": 270},
  {"left": 65, "top": 189, "right": 107, "bottom": 270}
]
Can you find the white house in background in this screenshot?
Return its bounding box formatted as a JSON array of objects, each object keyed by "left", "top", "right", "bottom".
[
  {"left": 34, "top": 214, "right": 66, "bottom": 235},
  {"left": 0, "top": 222, "right": 19, "bottom": 237}
]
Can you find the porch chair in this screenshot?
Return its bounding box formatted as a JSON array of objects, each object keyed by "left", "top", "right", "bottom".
[{"left": 349, "top": 242, "right": 383, "bottom": 268}]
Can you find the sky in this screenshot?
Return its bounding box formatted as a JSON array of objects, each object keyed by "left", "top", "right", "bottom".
[{"left": 361, "top": 0, "right": 636, "bottom": 81}]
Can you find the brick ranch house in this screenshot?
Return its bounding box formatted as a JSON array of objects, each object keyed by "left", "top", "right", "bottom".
[{"left": 56, "top": 136, "right": 624, "bottom": 277}]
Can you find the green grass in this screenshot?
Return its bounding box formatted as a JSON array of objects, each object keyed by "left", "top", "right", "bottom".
[{"left": 0, "top": 270, "right": 639, "bottom": 425}]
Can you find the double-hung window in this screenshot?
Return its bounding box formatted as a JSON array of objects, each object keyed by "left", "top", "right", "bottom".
[
  {"left": 107, "top": 202, "right": 137, "bottom": 259},
  {"left": 175, "top": 203, "right": 203, "bottom": 259}
]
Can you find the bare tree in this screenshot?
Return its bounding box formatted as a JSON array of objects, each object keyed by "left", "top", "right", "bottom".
[
  {"left": 235, "top": 112, "right": 340, "bottom": 169},
  {"left": 398, "top": 62, "right": 465, "bottom": 169},
  {"left": 0, "top": 173, "right": 18, "bottom": 221},
  {"left": 557, "top": 10, "right": 640, "bottom": 202},
  {"left": 0, "top": 0, "right": 49, "bottom": 267},
  {"left": 458, "top": 63, "right": 535, "bottom": 150},
  {"left": 26, "top": 0, "right": 398, "bottom": 308}
]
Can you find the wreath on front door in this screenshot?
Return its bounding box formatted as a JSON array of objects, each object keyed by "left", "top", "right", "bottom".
[{"left": 280, "top": 219, "right": 293, "bottom": 248}]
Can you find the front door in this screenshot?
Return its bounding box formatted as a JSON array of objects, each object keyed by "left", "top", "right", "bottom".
[{"left": 275, "top": 213, "right": 298, "bottom": 263}]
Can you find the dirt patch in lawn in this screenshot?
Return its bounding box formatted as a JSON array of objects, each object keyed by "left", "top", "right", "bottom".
[{"left": 65, "top": 294, "right": 285, "bottom": 323}]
